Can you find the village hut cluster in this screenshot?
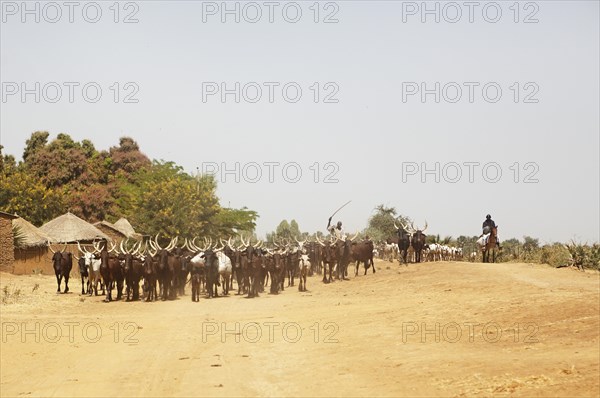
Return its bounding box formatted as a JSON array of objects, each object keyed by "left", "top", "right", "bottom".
[{"left": 1, "top": 212, "right": 141, "bottom": 276}]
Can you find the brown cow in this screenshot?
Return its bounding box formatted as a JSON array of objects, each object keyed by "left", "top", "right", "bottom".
[{"left": 352, "top": 239, "right": 375, "bottom": 276}]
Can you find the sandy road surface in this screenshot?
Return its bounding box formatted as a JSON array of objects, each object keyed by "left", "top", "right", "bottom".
[{"left": 1, "top": 260, "right": 599, "bottom": 397}]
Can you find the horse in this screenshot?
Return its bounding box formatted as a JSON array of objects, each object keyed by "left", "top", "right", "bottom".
[{"left": 481, "top": 226, "right": 499, "bottom": 263}]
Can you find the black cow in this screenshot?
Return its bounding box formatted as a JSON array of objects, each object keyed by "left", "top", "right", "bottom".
[
  {"left": 123, "top": 253, "right": 143, "bottom": 301},
  {"left": 50, "top": 244, "right": 72, "bottom": 293},
  {"left": 394, "top": 220, "right": 412, "bottom": 264},
  {"left": 410, "top": 222, "right": 428, "bottom": 263},
  {"left": 143, "top": 254, "right": 158, "bottom": 302},
  {"left": 336, "top": 238, "right": 353, "bottom": 280},
  {"left": 78, "top": 256, "right": 89, "bottom": 294},
  {"left": 204, "top": 249, "right": 220, "bottom": 298}
]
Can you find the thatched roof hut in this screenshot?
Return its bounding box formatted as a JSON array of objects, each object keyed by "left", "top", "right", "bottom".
[
  {"left": 93, "top": 221, "right": 127, "bottom": 243},
  {"left": 113, "top": 218, "right": 140, "bottom": 238},
  {"left": 39, "top": 212, "right": 110, "bottom": 243},
  {"left": 12, "top": 217, "right": 50, "bottom": 248}
]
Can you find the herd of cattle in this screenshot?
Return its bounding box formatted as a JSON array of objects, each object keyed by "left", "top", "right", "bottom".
[
  {"left": 48, "top": 233, "right": 376, "bottom": 302},
  {"left": 47, "top": 219, "right": 466, "bottom": 302}
]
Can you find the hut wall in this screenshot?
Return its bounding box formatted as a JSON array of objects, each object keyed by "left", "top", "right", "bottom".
[
  {"left": 13, "top": 244, "right": 85, "bottom": 277},
  {"left": 0, "top": 216, "right": 15, "bottom": 273},
  {"left": 13, "top": 247, "right": 53, "bottom": 275}
]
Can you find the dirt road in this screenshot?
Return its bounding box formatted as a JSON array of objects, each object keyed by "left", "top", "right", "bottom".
[{"left": 1, "top": 260, "right": 598, "bottom": 397}]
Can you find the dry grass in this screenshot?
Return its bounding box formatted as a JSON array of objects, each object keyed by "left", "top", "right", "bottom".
[{"left": 1, "top": 283, "right": 22, "bottom": 305}]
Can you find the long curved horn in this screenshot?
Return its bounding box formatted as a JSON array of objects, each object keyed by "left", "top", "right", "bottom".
[
  {"left": 421, "top": 221, "right": 428, "bottom": 233},
  {"left": 350, "top": 232, "right": 359, "bottom": 241},
  {"left": 393, "top": 220, "right": 399, "bottom": 230},
  {"left": 409, "top": 222, "right": 417, "bottom": 234},
  {"left": 193, "top": 238, "right": 202, "bottom": 252},
  {"left": 120, "top": 239, "right": 126, "bottom": 255},
  {"left": 132, "top": 240, "right": 142, "bottom": 255},
  {"left": 154, "top": 233, "right": 164, "bottom": 250},
  {"left": 139, "top": 241, "right": 147, "bottom": 256},
  {"left": 315, "top": 235, "right": 325, "bottom": 247},
  {"left": 61, "top": 243, "right": 67, "bottom": 253},
  {"left": 166, "top": 236, "right": 178, "bottom": 251},
  {"left": 48, "top": 241, "right": 56, "bottom": 254},
  {"left": 108, "top": 242, "right": 117, "bottom": 253},
  {"left": 148, "top": 243, "right": 157, "bottom": 257},
  {"left": 125, "top": 239, "right": 132, "bottom": 254},
  {"left": 400, "top": 220, "right": 409, "bottom": 231}
]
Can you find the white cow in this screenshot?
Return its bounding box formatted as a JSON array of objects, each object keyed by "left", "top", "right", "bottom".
[
  {"left": 215, "top": 250, "right": 232, "bottom": 295},
  {"left": 298, "top": 253, "right": 311, "bottom": 292},
  {"left": 78, "top": 242, "right": 104, "bottom": 296}
]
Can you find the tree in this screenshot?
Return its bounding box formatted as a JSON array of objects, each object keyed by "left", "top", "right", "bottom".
[
  {"left": 365, "top": 204, "right": 411, "bottom": 242},
  {"left": 523, "top": 236, "right": 539, "bottom": 253},
  {"left": 211, "top": 207, "right": 259, "bottom": 237},
  {"left": 501, "top": 238, "right": 522, "bottom": 260},
  {"left": 80, "top": 139, "right": 97, "bottom": 158},
  {"left": 0, "top": 145, "right": 17, "bottom": 176},
  {"left": 114, "top": 160, "right": 256, "bottom": 238},
  {"left": 265, "top": 219, "right": 303, "bottom": 243},
  {"left": 109, "top": 137, "right": 151, "bottom": 179},
  {"left": 0, "top": 170, "right": 65, "bottom": 225},
  {"left": 23, "top": 133, "right": 88, "bottom": 188},
  {"left": 3, "top": 134, "right": 260, "bottom": 237},
  {"left": 22, "top": 131, "right": 49, "bottom": 162},
  {"left": 68, "top": 183, "right": 114, "bottom": 223},
  {"left": 275, "top": 220, "right": 292, "bottom": 239}
]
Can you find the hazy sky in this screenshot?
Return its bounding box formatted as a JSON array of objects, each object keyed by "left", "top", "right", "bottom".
[{"left": 1, "top": 1, "right": 598, "bottom": 243}]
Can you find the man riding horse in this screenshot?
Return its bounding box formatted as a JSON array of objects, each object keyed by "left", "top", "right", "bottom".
[{"left": 480, "top": 214, "right": 500, "bottom": 248}]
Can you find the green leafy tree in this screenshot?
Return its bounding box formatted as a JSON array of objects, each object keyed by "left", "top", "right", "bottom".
[
  {"left": 365, "top": 204, "right": 411, "bottom": 242},
  {"left": 22, "top": 131, "right": 49, "bottom": 162},
  {"left": 275, "top": 220, "right": 292, "bottom": 240},
  {"left": 0, "top": 170, "right": 65, "bottom": 225},
  {"left": 1, "top": 145, "right": 17, "bottom": 176},
  {"left": 211, "top": 207, "right": 259, "bottom": 237},
  {"left": 267, "top": 219, "right": 302, "bottom": 243},
  {"left": 500, "top": 238, "right": 522, "bottom": 261},
  {"left": 116, "top": 161, "right": 253, "bottom": 238}
]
